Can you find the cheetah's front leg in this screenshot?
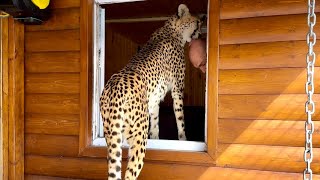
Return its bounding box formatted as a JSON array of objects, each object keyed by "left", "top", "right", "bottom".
[
  {"left": 171, "top": 86, "right": 186, "bottom": 140},
  {"left": 148, "top": 102, "right": 160, "bottom": 139}
]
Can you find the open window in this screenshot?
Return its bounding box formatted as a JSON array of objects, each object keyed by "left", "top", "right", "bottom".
[
  {"left": 80, "top": 0, "right": 218, "bottom": 163},
  {"left": 92, "top": 0, "right": 208, "bottom": 151}
]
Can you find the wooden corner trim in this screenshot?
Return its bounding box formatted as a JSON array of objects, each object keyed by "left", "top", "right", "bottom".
[
  {"left": 206, "top": 0, "right": 220, "bottom": 161},
  {"left": 1, "top": 17, "right": 25, "bottom": 179},
  {"left": 79, "top": 0, "right": 94, "bottom": 155}
]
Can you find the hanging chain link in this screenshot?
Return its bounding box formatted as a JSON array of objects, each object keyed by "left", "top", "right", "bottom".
[{"left": 304, "top": 0, "right": 316, "bottom": 179}]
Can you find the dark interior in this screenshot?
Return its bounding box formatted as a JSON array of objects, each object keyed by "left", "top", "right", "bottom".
[{"left": 159, "top": 106, "right": 205, "bottom": 141}]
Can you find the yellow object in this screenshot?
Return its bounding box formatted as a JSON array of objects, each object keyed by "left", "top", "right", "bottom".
[
  {"left": 31, "top": 0, "right": 50, "bottom": 9},
  {"left": 0, "top": 11, "right": 10, "bottom": 18}
]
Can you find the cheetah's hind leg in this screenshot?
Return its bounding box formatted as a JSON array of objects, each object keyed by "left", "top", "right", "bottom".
[
  {"left": 124, "top": 102, "right": 149, "bottom": 180},
  {"left": 101, "top": 102, "right": 124, "bottom": 180}
]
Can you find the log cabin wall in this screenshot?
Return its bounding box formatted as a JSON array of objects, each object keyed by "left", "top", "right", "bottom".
[
  {"left": 217, "top": 0, "right": 320, "bottom": 173},
  {"left": 23, "top": 0, "right": 320, "bottom": 179}
]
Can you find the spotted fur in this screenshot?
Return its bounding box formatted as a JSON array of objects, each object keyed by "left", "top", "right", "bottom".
[{"left": 100, "top": 4, "right": 202, "bottom": 180}]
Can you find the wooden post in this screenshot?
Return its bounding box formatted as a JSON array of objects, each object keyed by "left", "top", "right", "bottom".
[
  {"left": 207, "top": 0, "right": 220, "bottom": 160},
  {"left": 1, "top": 17, "right": 24, "bottom": 179}
]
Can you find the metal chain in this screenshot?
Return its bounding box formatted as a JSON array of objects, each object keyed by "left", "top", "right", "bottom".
[{"left": 304, "top": 0, "right": 316, "bottom": 179}]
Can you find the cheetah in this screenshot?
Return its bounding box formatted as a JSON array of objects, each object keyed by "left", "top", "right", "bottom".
[{"left": 99, "top": 4, "right": 203, "bottom": 180}]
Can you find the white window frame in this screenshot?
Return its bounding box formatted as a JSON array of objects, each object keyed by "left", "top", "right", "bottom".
[{"left": 92, "top": 0, "right": 208, "bottom": 152}]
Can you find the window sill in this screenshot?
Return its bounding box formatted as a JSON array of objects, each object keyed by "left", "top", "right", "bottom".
[
  {"left": 93, "top": 138, "right": 207, "bottom": 151},
  {"left": 79, "top": 144, "right": 215, "bottom": 165}
]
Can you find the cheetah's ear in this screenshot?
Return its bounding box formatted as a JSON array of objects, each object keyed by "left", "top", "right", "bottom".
[{"left": 178, "top": 4, "right": 190, "bottom": 18}]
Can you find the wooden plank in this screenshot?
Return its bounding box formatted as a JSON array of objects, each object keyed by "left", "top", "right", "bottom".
[
  {"left": 25, "top": 94, "right": 79, "bottom": 114},
  {"left": 25, "top": 155, "right": 108, "bottom": 179},
  {"left": 25, "top": 113, "right": 79, "bottom": 135},
  {"left": 220, "top": 13, "right": 320, "bottom": 45},
  {"left": 79, "top": 0, "right": 93, "bottom": 156},
  {"left": 25, "top": 155, "right": 320, "bottom": 179},
  {"left": 49, "top": 0, "right": 80, "bottom": 9},
  {"left": 26, "top": 175, "right": 84, "bottom": 180},
  {"left": 221, "top": 0, "right": 320, "bottom": 19},
  {"left": 25, "top": 134, "right": 79, "bottom": 157},
  {"left": 25, "top": 52, "right": 80, "bottom": 73},
  {"left": 218, "top": 119, "right": 320, "bottom": 147},
  {"left": 8, "top": 17, "right": 24, "bottom": 179},
  {"left": 25, "top": 30, "right": 80, "bottom": 52},
  {"left": 140, "top": 162, "right": 319, "bottom": 180},
  {"left": 220, "top": 40, "right": 320, "bottom": 69},
  {"left": 219, "top": 68, "right": 320, "bottom": 94},
  {"left": 219, "top": 94, "right": 320, "bottom": 120},
  {"left": 1, "top": 17, "right": 9, "bottom": 180},
  {"left": 206, "top": 0, "right": 220, "bottom": 161},
  {"left": 26, "top": 73, "right": 80, "bottom": 94},
  {"left": 26, "top": 8, "right": 80, "bottom": 31},
  {"left": 0, "top": 18, "right": 2, "bottom": 180},
  {"left": 217, "top": 144, "right": 320, "bottom": 173}
]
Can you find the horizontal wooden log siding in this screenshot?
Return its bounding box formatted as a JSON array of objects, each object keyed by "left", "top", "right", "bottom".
[
  {"left": 24, "top": 0, "right": 320, "bottom": 179},
  {"left": 25, "top": 113, "right": 79, "bottom": 135},
  {"left": 218, "top": 119, "right": 320, "bottom": 147},
  {"left": 25, "top": 175, "right": 83, "bottom": 180},
  {"left": 219, "top": 68, "right": 320, "bottom": 94},
  {"left": 217, "top": 144, "right": 320, "bottom": 173},
  {"left": 25, "top": 52, "right": 80, "bottom": 73},
  {"left": 25, "top": 154, "right": 320, "bottom": 179},
  {"left": 24, "top": 0, "right": 82, "bottom": 178},
  {"left": 220, "top": 0, "right": 320, "bottom": 19},
  {"left": 25, "top": 30, "right": 80, "bottom": 52},
  {"left": 219, "top": 94, "right": 320, "bottom": 120},
  {"left": 220, "top": 13, "right": 320, "bottom": 45},
  {"left": 217, "top": 0, "right": 320, "bottom": 175},
  {"left": 220, "top": 40, "right": 320, "bottom": 69}
]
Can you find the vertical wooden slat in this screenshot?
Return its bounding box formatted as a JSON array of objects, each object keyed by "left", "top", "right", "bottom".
[
  {"left": 207, "top": 0, "right": 220, "bottom": 160},
  {"left": 79, "top": 0, "right": 94, "bottom": 155},
  {"left": 1, "top": 17, "right": 9, "bottom": 180},
  {"left": 8, "top": 18, "right": 24, "bottom": 179}
]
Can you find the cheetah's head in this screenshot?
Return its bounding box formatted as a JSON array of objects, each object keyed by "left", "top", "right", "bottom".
[{"left": 170, "top": 4, "right": 204, "bottom": 44}]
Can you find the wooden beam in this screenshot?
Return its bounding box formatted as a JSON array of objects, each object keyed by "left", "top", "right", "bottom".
[
  {"left": 25, "top": 30, "right": 80, "bottom": 52},
  {"left": 218, "top": 119, "right": 320, "bottom": 147},
  {"left": 206, "top": 0, "right": 220, "bottom": 161},
  {"left": 219, "top": 94, "right": 320, "bottom": 120},
  {"left": 25, "top": 113, "right": 79, "bottom": 136},
  {"left": 79, "top": 0, "right": 94, "bottom": 156},
  {"left": 25, "top": 52, "right": 80, "bottom": 73},
  {"left": 220, "top": 40, "right": 320, "bottom": 69},
  {"left": 219, "top": 68, "right": 320, "bottom": 94},
  {"left": 25, "top": 73, "right": 80, "bottom": 94},
  {"left": 25, "top": 155, "right": 108, "bottom": 179},
  {"left": 220, "top": 13, "right": 320, "bottom": 45},
  {"left": 25, "top": 94, "right": 80, "bottom": 114},
  {"left": 1, "top": 16, "right": 9, "bottom": 180},
  {"left": 25, "top": 134, "right": 79, "bottom": 157},
  {"left": 217, "top": 144, "right": 320, "bottom": 173},
  {"left": 221, "top": 0, "right": 320, "bottom": 19},
  {"left": 25, "top": 175, "right": 84, "bottom": 180},
  {"left": 6, "top": 17, "right": 25, "bottom": 179},
  {"left": 25, "top": 155, "right": 320, "bottom": 179}
]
